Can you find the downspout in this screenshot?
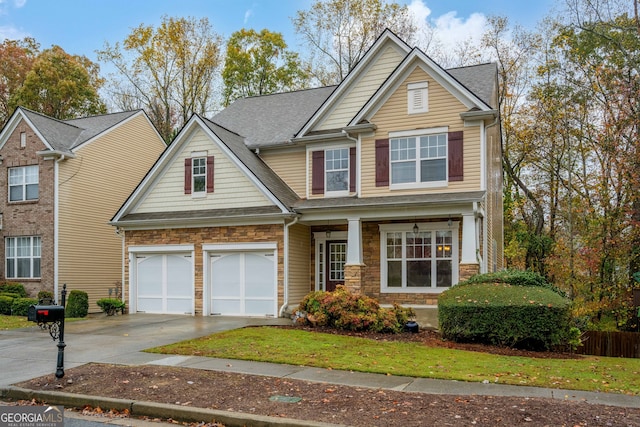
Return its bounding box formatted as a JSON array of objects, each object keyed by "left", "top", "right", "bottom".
[
  {"left": 115, "top": 227, "right": 125, "bottom": 304},
  {"left": 279, "top": 215, "right": 299, "bottom": 317},
  {"left": 53, "top": 155, "right": 65, "bottom": 303}
]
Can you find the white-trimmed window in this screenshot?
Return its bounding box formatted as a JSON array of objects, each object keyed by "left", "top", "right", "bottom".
[
  {"left": 192, "top": 157, "right": 206, "bottom": 193},
  {"left": 380, "top": 223, "right": 458, "bottom": 292},
  {"left": 9, "top": 165, "right": 39, "bottom": 202},
  {"left": 6, "top": 236, "right": 41, "bottom": 279},
  {"left": 408, "top": 81, "right": 428, "bottom": 114},
  {"left": 325, "top": 148, "right": 349, "bottom": 194},
  {"left": 184, "top": 154, "right": 214, "bottom": 195},
  {"left": 390, "top": 132, "right": 447, "bottom": 187}
]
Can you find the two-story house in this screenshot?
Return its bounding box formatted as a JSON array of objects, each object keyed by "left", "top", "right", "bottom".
[
  {"left": 110, "top": 30, "right": 503, "bottom": 317},
  {"left": 0, "top": 107, "right": 166, "bottom": 310}
]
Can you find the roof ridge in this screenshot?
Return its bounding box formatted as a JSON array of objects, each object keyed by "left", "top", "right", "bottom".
[{"left": 18, "top": 106, "right": 82, "bottom": 130}]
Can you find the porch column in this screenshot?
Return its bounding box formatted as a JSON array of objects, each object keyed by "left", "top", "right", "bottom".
[
  {"left": 345, "top": 218, "right": 364, "bottom": 294},
  {"left": 460, "top": 214, "right": 479, "bottom": 281}
]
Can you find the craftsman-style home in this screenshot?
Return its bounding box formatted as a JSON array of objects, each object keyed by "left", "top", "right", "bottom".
[
  {"left": 111, "top": 30, "right": 503, "bottom": 317},
  {"left": 0, "top": 107, "right": 166, "bottom": 310}
]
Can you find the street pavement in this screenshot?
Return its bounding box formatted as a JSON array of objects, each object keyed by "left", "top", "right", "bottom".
[{"left": 1, "top": 313, "right": 640, "bottom": 426}]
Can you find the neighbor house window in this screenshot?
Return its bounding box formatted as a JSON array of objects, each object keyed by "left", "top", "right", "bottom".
[
  {"left": 9, "top": 165, "right": 38, "bottom": 202},
  {"left": 184, "top": 155, "right": 214, "bottom": 195},
  {"left": 380, "top": 223, "right": 457, "bottom": 291},
  {"left": 6, "top": 236, "right": 41, "bottom": 279}
]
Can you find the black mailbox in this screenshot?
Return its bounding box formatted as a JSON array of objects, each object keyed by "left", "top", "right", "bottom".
[{"left": 27, "top": 305, "right": 65, "bottom": 323}]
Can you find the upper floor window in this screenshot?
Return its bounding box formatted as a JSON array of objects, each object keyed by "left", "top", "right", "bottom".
[
  {"left": 311, "top": 146, "right": 355, "bottom": 197},
  {"left": 184, "top": 155, "right": 214, "bottom": 196},
  {"left": 325, "top": 148, "right": 349, "bottom": 193},
  {"left": 9, "top": 165, "right": 39, "bottom": 202},
  {"left": 390, "top": 133, "right": 447, "bottom": 185},
  {"left": 6, "top": 236, "right": 41, "bottom": 279},
  {"left": 375, "top": 130, "right": 463, "bottom": 188},
  {"left": 407, "top": 82, "right": 428, "bottom": 114}
]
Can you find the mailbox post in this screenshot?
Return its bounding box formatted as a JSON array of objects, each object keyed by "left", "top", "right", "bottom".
[{"left": 27, "top": 284, "right": 67, "bottom": 378}]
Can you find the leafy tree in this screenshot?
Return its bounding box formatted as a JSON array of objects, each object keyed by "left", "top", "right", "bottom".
[
  {"left": 98, "top": 16, "right": 223, "bottom": 142},
  {"left": 0, "top": 38, "right": 39, "bottom": 125},
  {"left": 9, "top": 45, "right": 106, "bottom": 119},
  {"left": 292, "top": 0, "right": 416, "bottom": 85},
  {"left": 222, "top": 29, "right": 309, "bottom": 106}
]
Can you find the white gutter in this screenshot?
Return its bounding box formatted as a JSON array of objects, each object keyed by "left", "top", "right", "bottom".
[{"left": 279, "top": 215, "right": 299, "bottom": 317}]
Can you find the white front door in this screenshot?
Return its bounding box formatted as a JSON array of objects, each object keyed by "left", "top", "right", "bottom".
[
  {"left": 136, "top": 254, "right": 193, "bottom": 314},
  {"left": 210, "top": 251, "right": 276, "bottom": 316}
]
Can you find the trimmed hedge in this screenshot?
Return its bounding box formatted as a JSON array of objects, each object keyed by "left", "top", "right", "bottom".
[
  {"left": 37, "top": 290, "right": 54, "bottom": 303},
  {"left": 11, "top": 298, "right": 38, "bottom": 316},
  {"left": 0, "top": 283, "right": 27, "bottom": 298},
  {"left": 439, "top": 271, "right": 572, "bottom": 351},
  {"left": 96, "top": 298, "right": 125, "bottom": 316},
  {"left": 66, "top": 290, "right": 89, "bottom": 318},
  {"left": 0, "top": 295, "right": 13, "bottom": 315}
]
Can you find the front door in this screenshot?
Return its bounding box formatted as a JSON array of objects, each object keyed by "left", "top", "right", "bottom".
[{"left": 326, "top": 241, "right": 346, "bottom": 292}]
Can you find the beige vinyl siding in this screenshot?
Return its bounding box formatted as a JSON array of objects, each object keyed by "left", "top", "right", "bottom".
[
  {"left": 486, "top": 124, "right": 504, "bottom": 271},
  {"left": 135, "top": 128, "right": 272, "bottom": 213},
  {"left": 287, "top": 223, "right": 311, "bottom": 309},
  {"left": 318, "top": 45, "right": 405, "bottom": 131},
  {"left": 361, "top": 67, "right": 483, "bottom": 197},
  {"left": 259, "top": 147, "right": 306, "bottom": 198},
  {"left": 57, "top": 113, "right": 165, "bottom": 312}
]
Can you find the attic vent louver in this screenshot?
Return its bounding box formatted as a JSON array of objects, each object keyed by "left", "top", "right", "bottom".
[{"left": 408, "top": 82, "right": 428, "bottom": 114}]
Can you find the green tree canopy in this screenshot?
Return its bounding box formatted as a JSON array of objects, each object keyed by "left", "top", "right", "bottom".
[
  {"left": 9, "top": 45, "right": 106, "bottom": 120},
  {"left": 98, "top": 15, "right": 223, "bottom": 143},
  {"left": 222, "top": 29, "right": 309, "bottom": 106},
  {"left": 0, "top": 37, "right": 39, "bottom": 125}
]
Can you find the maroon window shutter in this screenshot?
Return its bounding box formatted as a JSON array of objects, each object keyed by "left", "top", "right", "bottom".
[
  {"left": 312, "top": 150, "right": 325, "bottom": 195},
  {"left": 206, "top": 156, "right": 215, "bottom": 193},
  {"left": 349, "top": 147, "right": 356, "bottom": 192},
  {"left": 184, "top": 158, "right": 192, "bottom": 194},
  {"left": 375, "top": 139, "right": 389, "bottom": 187},
  {"left": 448, "top": 131, "right": 463, "bottom": 182}
]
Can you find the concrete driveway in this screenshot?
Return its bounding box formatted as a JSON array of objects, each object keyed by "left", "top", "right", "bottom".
[{"left": 0, "top": 314, "right": 289, "bottom": 387}]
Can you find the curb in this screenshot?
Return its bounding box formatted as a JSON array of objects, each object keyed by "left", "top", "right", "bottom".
[{"left": 0, "top": 386, "right": 345, "bottom": 427}]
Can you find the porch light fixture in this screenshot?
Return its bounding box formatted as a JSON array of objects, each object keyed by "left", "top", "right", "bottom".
[
  {"left": 447, "top": 215, "right": 452, "bottom": 227},
  {"left": 326, "top": 230, "right": 331, "bottom": 238},
  {"left": 413, "top": 223, "right": 419, "bottom": 234}
]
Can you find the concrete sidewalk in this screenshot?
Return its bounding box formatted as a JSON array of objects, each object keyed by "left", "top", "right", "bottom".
[{"left": 2, "top": 314, "right": 640, "bottom": 426}]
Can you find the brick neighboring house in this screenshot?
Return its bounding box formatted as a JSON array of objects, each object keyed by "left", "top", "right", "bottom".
[
  {"left": 111, "top": 30, "right": 504, "bottom": 317},
  {"left": 0, "top": 107, "right": 166, "bottom": 310}
]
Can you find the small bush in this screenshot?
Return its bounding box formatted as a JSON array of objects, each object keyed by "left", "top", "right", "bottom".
[
  {"left": 296, "top": 286, "right": 414, "bottom": 334},
  {"left": 439, "top": 271, "right": 572, "bottom": 351},
  {"left": 0, "top": 283, "right": 27, "bottom": 298},
  {"left": 66, "top": 290, "right": 89, "bottom": 318},
  {"left": 11, "top": 298, "right": 38, "bottom": 316},
  {"left": 0, "top": 295, "right": 14, "bottom": 315},
  {"left": 37, "top": 290, "right": 54, "bottom": 303},
  {"left": 96, "top": 298, "right": 125, "bottom": 316},
  {"left": 0, "top": 292, "right": 21, "bottom": 300}
]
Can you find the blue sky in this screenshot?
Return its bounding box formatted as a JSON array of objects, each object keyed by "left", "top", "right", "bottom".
[{"left": 0, "top": 0, "right": 557, "bottom": 64}]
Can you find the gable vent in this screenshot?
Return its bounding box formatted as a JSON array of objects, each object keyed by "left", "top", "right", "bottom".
[{"left": 408, "top": 82, "right": 428, "bottom": 114}]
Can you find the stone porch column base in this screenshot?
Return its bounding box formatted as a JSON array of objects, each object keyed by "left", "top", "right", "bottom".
[
  {"left": 459, "top": 263, "right": 480, "bottom": 281},
  {"left": 344, "top": 264, "right": 364, "bottom": 294}
]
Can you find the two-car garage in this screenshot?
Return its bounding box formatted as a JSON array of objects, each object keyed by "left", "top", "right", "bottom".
[{"left": 129, "top": 244, "right": 278, "bottom": 317}]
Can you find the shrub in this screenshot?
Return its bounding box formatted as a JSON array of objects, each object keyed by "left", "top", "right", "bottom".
[
  {"left": 96, "top": 298, "right": 125, "bottom": 316},
  {"left": 0, "top": 283, "right": 27, "bottom": 298},
  {"left": 296, "top": 286, "right": 414, "bottom": 333},
  {"left": 439, "top": 271, "right": 572, "bottom": 351},
  {"left": 66, "top": 290, "right": 89, "bottom": 318},
  {"left": 0, "top": 292, "right": 21, "bottom": 300},
  {"left": 11, "top": 298, "right": 38, "bottom": 316},
  {"left": 0, "top": 295, "right": 13, "bottom": 315},
  {"left": 37, "top": 290, "right": 54, "bottom": 303}
]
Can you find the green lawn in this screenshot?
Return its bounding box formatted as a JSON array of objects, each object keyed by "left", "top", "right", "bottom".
[
  {"left": 147, "top": 326, "right": 640, "bottom": 395},
  {"left": 0, "top": 315, "right": 35, "bottom": 330}
]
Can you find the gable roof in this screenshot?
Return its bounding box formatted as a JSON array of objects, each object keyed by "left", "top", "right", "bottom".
[
  {"left": 0, "top": 107, "right": 142, "bottom": 155},
  {"left": 212, "top": 86, "right": 336, "bottom": 149}
]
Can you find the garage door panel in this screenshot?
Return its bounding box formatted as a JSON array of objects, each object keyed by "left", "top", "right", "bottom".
[
  {"left": 166, "top": 255, "right": 192, "bottom": 298},
  {"left": 211, "top": 254, "right": 242, "bottom": 298},
  {"left": 245, "top": 299, "right": 274, "bottom": 315},
  {"left": 137, "top": 297, "right": 163, "bottom": 313},
  {"left": 135, "top": 253, "right": 193, "bottom": 314},
  {"left": 244, "top": 254, "right": 275, "bottom": 298}
]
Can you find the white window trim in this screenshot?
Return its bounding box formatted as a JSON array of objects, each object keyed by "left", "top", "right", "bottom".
[
  {"left": 8, "top": 165, "right": 39, "bottom": 202},
  {"left": 379, "top": 222, "right": 459, "bottom": 293},
  {"left": 389, "top": 127, "right": 449, "bottom": 190},
  {"left": 5, "top": 236, "right": 41, "bottom": 279},
  {"left": 324, "top": 146, "right": 351, "bottom": 197},
  {"left": 408, "top": 81, "right": 428, "bottom": 114}
]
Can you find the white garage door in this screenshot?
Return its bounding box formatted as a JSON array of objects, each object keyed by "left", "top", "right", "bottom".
[
  {"left": 210, "top": 251, "right": 276, "bottom": 316},
  {"left": 136, "top": 254, "right": 193, "bottom": 314}
]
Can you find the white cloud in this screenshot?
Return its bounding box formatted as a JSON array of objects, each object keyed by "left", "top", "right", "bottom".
[
  {"left": 13, "top": 0, "right": 26, "bottom": 8},
  {"left": 0, "top": 24, "right": 29, "bottom": 41},
  {"left": 243, "top": 8, "right": 253, "bottom": 25},
  {"left": 433, "top": 10, "right": 486, "bottom": 46}
]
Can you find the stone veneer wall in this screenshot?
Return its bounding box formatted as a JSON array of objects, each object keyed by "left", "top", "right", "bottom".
[{"left": 123, "top": 224, "right": 284, "bottom": 315}]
